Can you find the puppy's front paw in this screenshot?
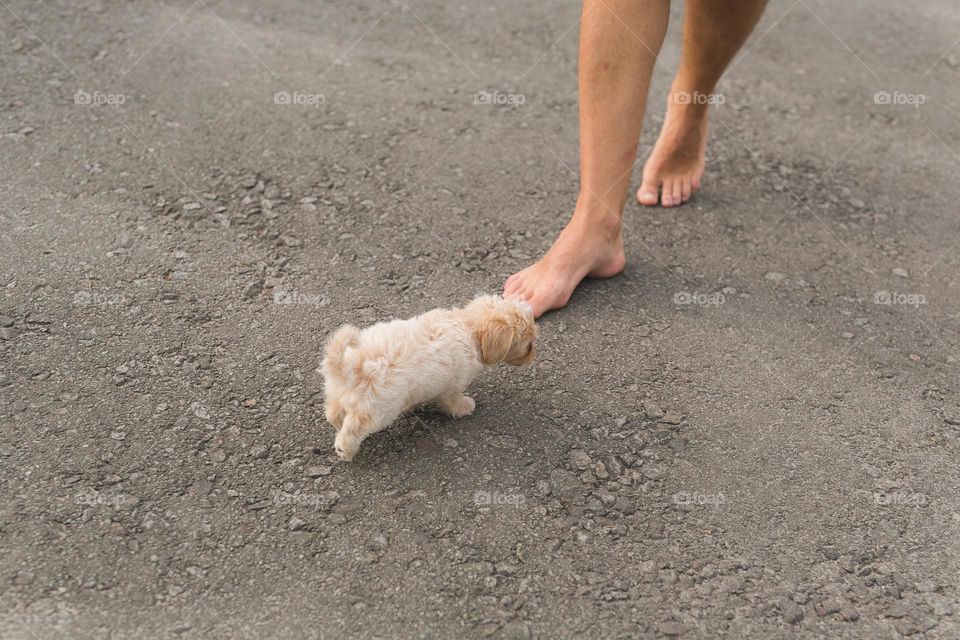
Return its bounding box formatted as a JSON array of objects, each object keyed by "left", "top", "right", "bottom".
[
  {"left": 334, "top": 431, "right": 360, "bottom": 462},
  {"left": 446, "top": 395, "right": 475, "bottom": 418}
]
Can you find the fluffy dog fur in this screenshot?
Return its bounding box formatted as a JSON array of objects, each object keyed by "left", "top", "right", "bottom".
[{"left": 320, "top": 295, "right": 538, "bottom": 461}]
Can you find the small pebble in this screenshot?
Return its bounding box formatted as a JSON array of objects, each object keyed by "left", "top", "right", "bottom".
[
  {"left": 305, "top": 465, "right": 331, "bottom": 478},
  {"left": 289, "top": 517, "right": 306, "bottom": 531}
]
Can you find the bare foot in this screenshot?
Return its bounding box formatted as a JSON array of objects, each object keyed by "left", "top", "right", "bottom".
[
  {"left": 503, "top": 204, "right": 625, "bottom": 318},
  {"left": 637, "top": 88, "right": 710, "bottom": 208}
]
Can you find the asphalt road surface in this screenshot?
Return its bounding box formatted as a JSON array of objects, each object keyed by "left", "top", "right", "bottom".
[{"left": 2, "top": 0, "right": 960, "bottom": 638}]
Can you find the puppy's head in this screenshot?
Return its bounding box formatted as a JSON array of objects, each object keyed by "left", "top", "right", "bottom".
[{"left": 466, "top": 295, "right": 538, "bottom": 366}]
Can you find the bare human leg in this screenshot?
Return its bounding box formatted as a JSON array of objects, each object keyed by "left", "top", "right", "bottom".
[
  {"left": 638, "top": 0, "right": 768, "bottom": 207},
  {"left": 504, "top": 0, "right": 669, "bottom": 318}
]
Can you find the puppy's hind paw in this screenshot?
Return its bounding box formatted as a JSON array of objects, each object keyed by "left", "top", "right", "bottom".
[{"left": 445, "top": 395, "right": 475, "bottom": 418}]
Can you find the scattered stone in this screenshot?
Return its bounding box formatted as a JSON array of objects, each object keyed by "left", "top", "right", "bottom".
[
  {"left": 188, "top": 479, "right": 213, "bottom": 496},
  {"left": 288, "top": 516, "right": 307, "bottom": 531},
  {"left": 783, "top": 603, "right": 805, "bottom": 624},
  {"left": 305, "top": 465, "right": 331, "bottom": 478},
  {"left": 821, "top": 545, "right": 839, "bottom": 560},
  {"left": 838, "top": 555, "right": 856, "bottom": 573},
  {"left": 604, "top": 455, "right": 624, "bottom": 479},
  {"left": 892, "top": 267, "right": 909, "bottom": 278},
  {"left": 0, "top": 316, "right": 13, "bottom": 327},
  {"left": 612, "top": 496, "right": 635, "bottom": 514},
  {"left": 885, "top": 604, "right": 909, "bottom": 618},
  {"left": 641, "top": 464, "right": 666, "bottom": 480},
  {"left": 568, "top": 449, "right": 592, "bottom": 471},
  {"left": 249, "top": 444, "right": 269, "bottom": 459},
  {"left": 661, "top": 412, "right": 684, "bottom": 425},
  {"left": 818, "top": 598, "right": 843, "bottom": 616},
  {"left": 657, "top": 622, "right": 686, "bottom": 636},
  {"left": 316, "top": 490, "right": 340, "bottom": 511},
  {"left": 499, "top": 620, "right": 531, "bottom": 640},
  {"left": 585, "top": 498, "right": 605, "bottom": 514},
  {"left": 840, "top": 606, "right": 859, "bottom": 622},
  {"left": 548, "top": 469, "right": 582, "bottom": 503},
  {"left": 596, "top": 488, "right": 616, "bottom": 507},
  {"left": 892, "top": 620, "right": 919, "bottom": 636},
  {"left": 643, "top": 401, "right": 663, "bottom": 419},
  {"left": 594, "top": 461, "right": 609, "bottom": 480},
  {"left": 764, "top": 271, "right": 786, "bottom": 282},
  {"left": 243, "top": 281, "right": 263, "bottom": 299}
]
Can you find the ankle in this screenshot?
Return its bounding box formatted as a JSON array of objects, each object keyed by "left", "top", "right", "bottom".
[
  {"left": 668, "top": 78, "right": 717, "bottom": 115},
  {"left": 571, "top": 193, "right": 622, "bottom": 238}
]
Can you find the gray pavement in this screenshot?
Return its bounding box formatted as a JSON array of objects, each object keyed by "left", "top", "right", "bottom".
[{"left": 2, "top": 0, "right": 960, "bottom": 638}]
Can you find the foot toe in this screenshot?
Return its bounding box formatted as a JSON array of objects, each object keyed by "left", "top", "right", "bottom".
[
  {"left": 637, "top": 175, "right": 660, "bottom": 206},
  {"left": 661, "top": 180, "right": 674, "bottom": 207},
  {"left": 672, "top": 179, "right": 684, "bottom": 206},
  {"left": 638, "top": 189, "right": 659, "bottom": 206}
]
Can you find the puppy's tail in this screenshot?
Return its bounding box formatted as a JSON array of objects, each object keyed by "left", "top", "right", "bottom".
[{"left": 322, "top": 324, "right": 361, "bottom": 381}]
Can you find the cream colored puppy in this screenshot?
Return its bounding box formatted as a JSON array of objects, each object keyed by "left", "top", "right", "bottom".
[{"left": 320, "top": 295, "right": 538, "bottom": 461}]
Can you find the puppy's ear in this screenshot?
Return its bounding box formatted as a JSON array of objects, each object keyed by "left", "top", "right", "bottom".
[{"left": 478, "top": 318, "right": 515, "bottom": 364}]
